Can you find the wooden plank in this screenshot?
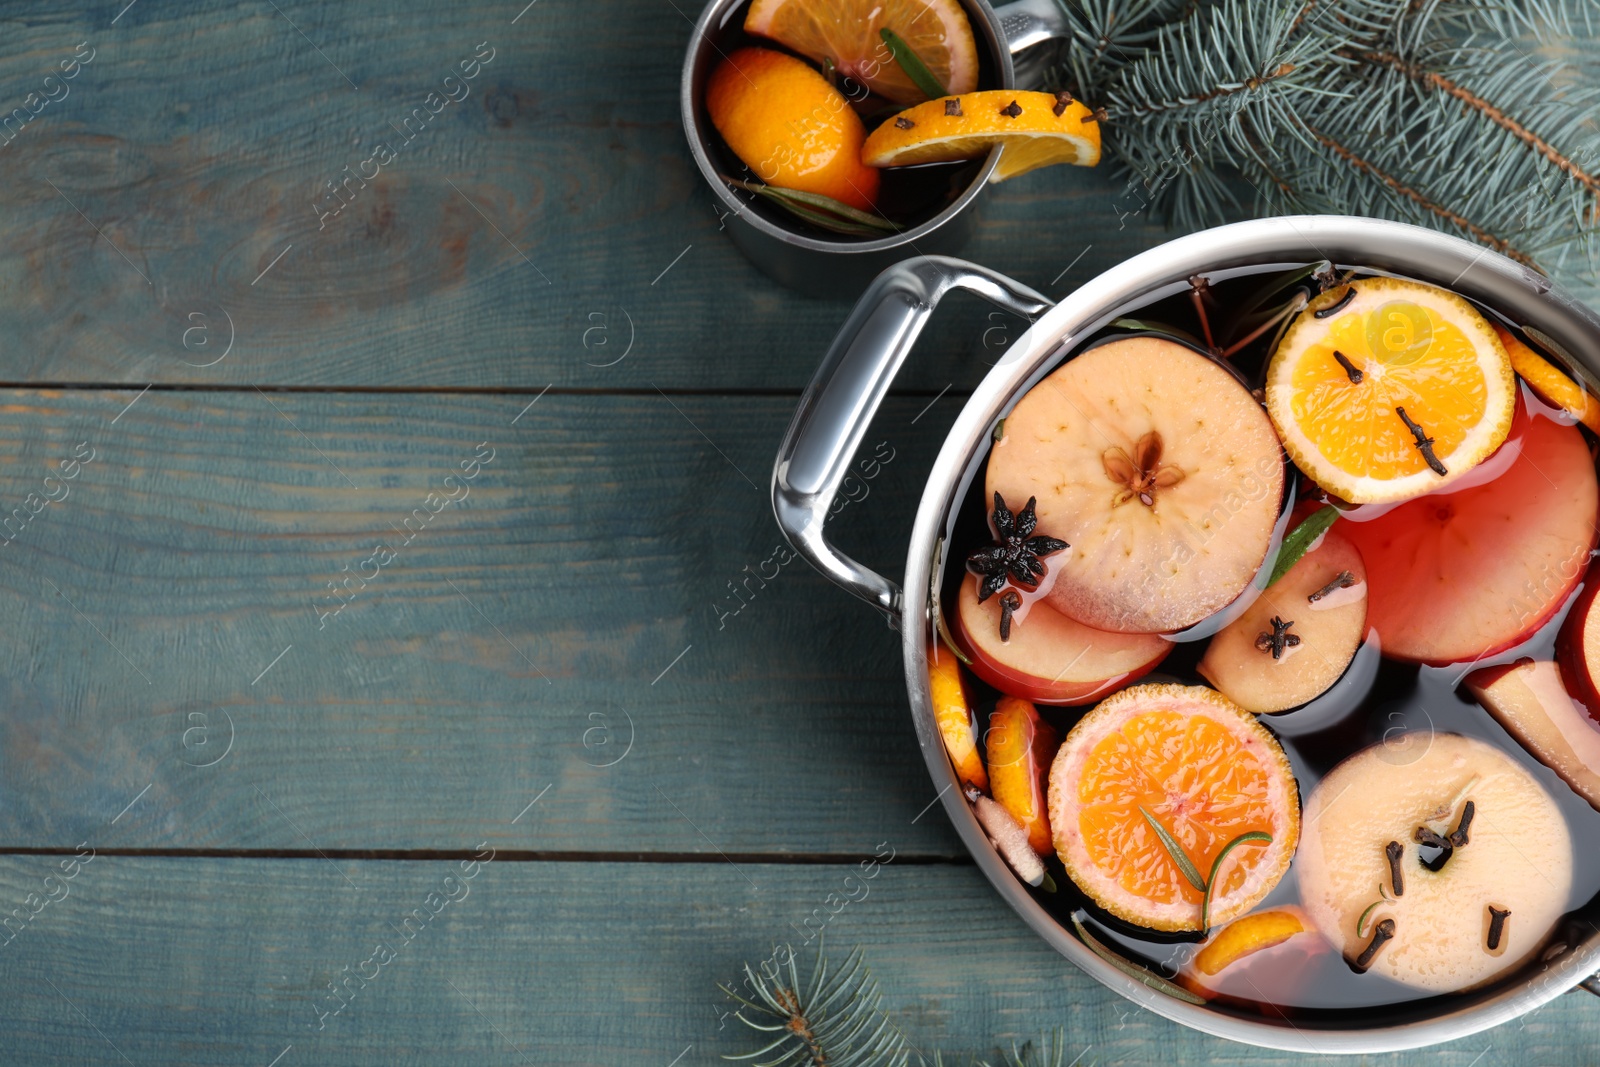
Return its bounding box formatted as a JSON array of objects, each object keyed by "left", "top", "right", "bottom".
[
  {"left": 0, "top": 0, "right": 1194, "bottom": 391},
  {"left": 0, "top": 387, "right": 979, "bottom": 853},
  {"left": 0, "top": 855, "right": 1589, "bottom": 1065}
]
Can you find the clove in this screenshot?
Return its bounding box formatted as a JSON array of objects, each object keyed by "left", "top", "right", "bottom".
[
  {"left": 1332, "top": 349, "right": 1364, "bottom": 383},
  {"left": 1314, "top": 286, "right": 1357, "bottom": 318},
  {"left": 1384, "top": 840, "right": 1405, "bottom": 897},
  {"left": 1449, "top": 799, "right": 1475, "bottom": 848},
  {"left": 1487, "top": 906, "right": 1511, "bottom": 951},
  {"left": 1352, "top": 917, "right": 1396, "bottom": 973},
  {"left": 1052, "top": 91, "right": 1074, "bottom": 116},
  {"left": 1396, "top": 406, "right": 1449, "bottom": 476},
  {"left": 1255, "top": 616, "right": 1301, "bottom": 660},
  {"left": 1308, "top": 571, "right": 1358, "bottom": 603},
  {"left": 998, "top": 590, "right": 1022, "bottom": 642}
]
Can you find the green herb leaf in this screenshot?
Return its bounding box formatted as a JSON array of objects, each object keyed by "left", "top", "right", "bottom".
[
  {"left": 1111, "top": 317, "right": 1206, "bottom": 349},
  {"left": 1071, "top": 913, "right": 1207, "bottom": 1006},
  {"left": 1267, "top": 505, "right": 1339, "bottom": 586},
  {"left": 1039, "top": 870, "right": 1057, "bottom": 894},
  {"left": 992, "top": 418, "right": 1006, "bottom": 443},
  {"left": 1356, "top": 897, "right": 1385, "bottom": 938},
  {"left": 725, "top": 178, "right": 901, "bottom": 236},
  {"left": 878, "top": 28, "right": 946, "bottom": 100},
  {"left": 1138, "top": 806, "right": 1206, "bottom": 893},
  {"left": 1200, "top": 831, "right": 1272, "bottom": 931}
]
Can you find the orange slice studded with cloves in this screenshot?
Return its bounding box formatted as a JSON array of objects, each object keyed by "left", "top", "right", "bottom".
[
  {"left": 861, "top": 90, "right": 1101, "bottom": 181},
  {"left": 1265, "top": 277, "right": 1516, "bottom": 504},
  {"left": 988, "top": 336, "right": 1284, "bottom": 634}
]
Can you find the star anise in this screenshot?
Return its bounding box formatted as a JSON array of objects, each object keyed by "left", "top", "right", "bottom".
[
  {"left": 1103, "top": 431, "right": 1185, "bottom": 508},
  {"left": 965, "top": 493, "right": 1069, "bottom": 631}
]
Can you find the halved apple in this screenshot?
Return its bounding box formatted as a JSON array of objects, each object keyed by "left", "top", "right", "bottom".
[
  {"left": 1556, "top": 564, "right": 1600, "bottom": 723},
  {"left": 954, "top": 575, "right": 1171, "bottom": 705},
  {"left": 1197, "top": 529, "right": 1368, "bottom": 713},
  {"left": 987, "top": 696, "right": 1057, "bottom": 855},
  {"left": 1467, "top": 659, "right": 1600, "bottom": 811},
  {"left": 987, "top": 335, "right": 1284, "bottom": 634},
  {"left": 1338, "top": 402, "right": 1598, "bottom": 665}
]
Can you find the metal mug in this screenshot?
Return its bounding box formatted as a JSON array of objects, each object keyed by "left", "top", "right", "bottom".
[
  {"left": 772, "top": 215, "right": 1600, "bottom": 1052},
  {"left": 679, "top": 0, "right": 1071, "bottom": 297}
]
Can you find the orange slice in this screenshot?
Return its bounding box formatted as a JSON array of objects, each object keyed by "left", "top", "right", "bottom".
[
  {"left": 1192, "top": 908, "right": 1309, "bottom": 977},
  {"left": 743, "top": 0, "right": 978, "bottom": 105},
  {"left": 987, "top": 696, "right": 1056, "bottom": 855},
  {"left": 1495, "top": 323, "right": 1600, "bottom": 433},
  {"left": 929, "top": 641, "right": 987, "bottom": 790},
  {"left": 1047, "top": 683, "right": 1299, "bottom": 932},
  {"left": 862, "top": 91, "right": 1101, "bottom": 181},
  {"left": 705, "top": 48, "right": 880, "bottom": 211},
  {"left": 1265, "top": 277, "right": 1516, "bottom": 503}
]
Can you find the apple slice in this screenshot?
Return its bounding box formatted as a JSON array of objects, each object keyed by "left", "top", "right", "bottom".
[
  {"left": 1338, "top": 402, "right": 1598, "bottom": 665},
  {"left": 1197, "top": 529, "right": 1368, "bottom": 713},
  {"left": 955, "top": 575, "right": 1171, "bottom": 705},
  {"left": 1466, "top": 659, "right": 1600, "bottom": 811},
  {"left": 1557, "top": 563, "right": 1600, "bottom": 722},
  {"left": 987, "top": 696, "right": 1057, "bottom": 855},
  {"left": 987, "top": 335, "right": 1284, "bottom": 634}
]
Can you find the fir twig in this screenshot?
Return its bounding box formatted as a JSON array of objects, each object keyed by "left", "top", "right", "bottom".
[
  {"left": 722, "top": 944, "right": 1089, "bottom": 1067},
  {"left": 720, "top": 944, "right": 912, "bottom": 1067}
]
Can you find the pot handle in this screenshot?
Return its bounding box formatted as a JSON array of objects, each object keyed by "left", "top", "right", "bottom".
[
  {"left": 772, "top": 256, "right": 1052, "bottom": 626},
  {"left": 995, "top": 0, "right": 1073, "bottom": 89}
]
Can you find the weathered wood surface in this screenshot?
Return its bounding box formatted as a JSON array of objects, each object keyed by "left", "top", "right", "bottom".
[
  {"left": 0, "top": 0, "right": 1170, "bottom": 391},
  {"left": 1, "top": 857, "right": 1595, "bottom": 1067},
  {"left": 2, "top": 0, "right": 1598, "bottom": 1063},
  {"left": 0, "top": 389, "right": 974, "bottom": 854}
]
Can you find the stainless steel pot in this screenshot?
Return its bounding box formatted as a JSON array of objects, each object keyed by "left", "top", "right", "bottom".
[{"left": 772, "top": 215, "right": 1600, "bottom": 1052}]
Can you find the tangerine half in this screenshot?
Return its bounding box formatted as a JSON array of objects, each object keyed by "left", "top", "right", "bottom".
[{"left": 1047, "top": 683, "right": 1299, "bottom": 932}]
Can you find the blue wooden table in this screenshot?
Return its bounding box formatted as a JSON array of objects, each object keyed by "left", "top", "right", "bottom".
[{"left": 1, "top": 1, "right": 1598, "bottom": 1063}]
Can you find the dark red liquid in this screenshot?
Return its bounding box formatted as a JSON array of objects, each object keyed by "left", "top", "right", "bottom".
[{"left": 937, "top": 263, "right": 1600, "bottom": 1022}]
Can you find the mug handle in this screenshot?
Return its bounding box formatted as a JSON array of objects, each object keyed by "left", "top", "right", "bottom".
[
  {"left": 772, "top": 256, "right": 1052, "bottom": 627},
  {"left": 995, "top": 0, "right": 1074, "bottom": 89}
]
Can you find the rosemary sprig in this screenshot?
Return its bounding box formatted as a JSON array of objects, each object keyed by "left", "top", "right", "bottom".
[
  {"left": 879, "top": 28, "right": 946, "bottom": 100},
  {"left": 1266, "top": 505, "right": 1339, "bottom": 586},
  {"left": 1070, "top": 913, "right": 1207, "bottom": 1006},
  {"left": 725, "top": 178, "right": 902, "bottom": 237},
  {"left": 1356, "top": 896, "right": 1385, "bottom": 938},
  {"left": 1138, "top": 806, "right": 1206, "bottom": 892},
  {"left": 1200, "top": 831, "right": 1272, "bottom": 931},
  {"left": 1140, "top": 807, "right": 1272, "bottom": 932}
]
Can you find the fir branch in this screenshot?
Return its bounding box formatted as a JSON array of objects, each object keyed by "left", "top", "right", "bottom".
[
  {"left": 1047, "top": 0, "right": 1600, "bottom": 282},
  {"left": 1344, "top": 46, "right": 1600, "bottom": 201},
  {"left": 1302, "top": 123, "right": 1538, "bottom": 263}
]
